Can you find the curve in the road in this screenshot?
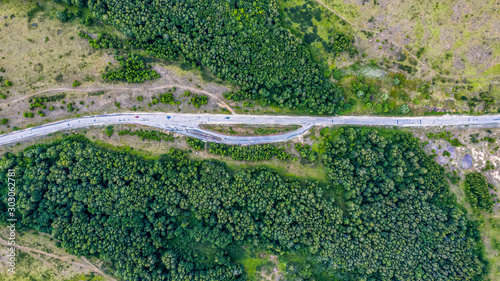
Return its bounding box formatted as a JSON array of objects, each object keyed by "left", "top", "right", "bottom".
[{"left": 1, "top": 113, "right": 500, "bottom": 146}]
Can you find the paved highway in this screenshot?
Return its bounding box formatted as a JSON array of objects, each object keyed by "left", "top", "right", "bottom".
[{"left": 1, "top": 113, "right": 500, "bottom": 146}]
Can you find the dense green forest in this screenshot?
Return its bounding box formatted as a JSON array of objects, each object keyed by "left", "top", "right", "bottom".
[
  {"left": 72, "top": 0, "right": 344, "bottom": 114},
  {"left": 0, "top": 127, "right": 487, "bottom": 280},
  {"left": 465, "top": 172, "right": 495, "bottom": 211}
]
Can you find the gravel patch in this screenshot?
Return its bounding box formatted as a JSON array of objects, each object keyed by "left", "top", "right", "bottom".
[{"left": 461, "top": 154, "right": 473, "bottom": 169}]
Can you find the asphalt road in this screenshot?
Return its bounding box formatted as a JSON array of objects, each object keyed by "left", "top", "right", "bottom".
[{"left": 1, "top": 113, "right": 500, "bottom": 146}]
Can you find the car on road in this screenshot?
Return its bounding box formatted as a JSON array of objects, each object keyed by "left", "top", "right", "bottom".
[
  {"left": 135, "top": 116, "right": 139, "bottom": 118},
  {"left": 167, "top": 116, "right": 171, "bottom": 119},
  {"left": 225, "top": 117, "right": 230, "bottom": 119}
]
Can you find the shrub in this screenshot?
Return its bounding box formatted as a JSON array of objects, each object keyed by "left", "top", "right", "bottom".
[
  {"left": 105, "top": 126, "right": 114, "bottom": 137},
  {"left": 159, "top": 93, "right": 175, "bottom": 105},
  {"left": 56, "top": 9, "right": 74, "bottom": 23},
  {"left": 400, "top": 104, "right": 410, "bottom": 114},
  {"left": 72, "top": 80, "right": 80, "bottom": 87},
  {"left": 190, "top": 94, "right": 208, "bottom": 108},
  {"left": 392, "top": 77, "right": 400, "bottom": 86},
  {"left": 187, "top": 138, "right": 205, "bottom": 150},
  {"left": 332, "top": 68, "right": 343, "bottom": 80},
  {"left": 0, "top": 118, "right": 8, "bottom": 125},
  {"left": 168, "top": 148, "right": 187, "bottom": 160},
  {"left": 5, "top": 80, "right": 12, "bottom": 87},
  {"left": 83, "top": 16, "right": 93, "bottom": 26}
]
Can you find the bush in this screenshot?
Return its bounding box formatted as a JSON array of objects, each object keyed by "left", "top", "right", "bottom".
[
  {"left": 392, "top": 77, "right": 400, "bottom": 86},
  {"left": 443, "top": 151, "right": 451, "bottom": 157},
  {"left": 159, "top": 93, "right": 175, "bottom": 105},
  {"left": 105, "top": 126, "right": 114, "bottom": 137},
  {"left": 101, "top": 54, "right": 160, "bottom": 83},
  {"left": 332, "top": 68, "right": 343, "bottom": 80},
  {"left": 5, "top": 80, "right": 12, "bottom": 87},
  {"left": 187, "top": 138, "right": 205, "bottom": 150},
  {"left": 23, "top": 112, "right": 35, "bottom": 118},
  {"left": 72, "top": 80, "right": 80, "bottom": 87},
  {"left": 400, "top": 104, "right": 410, "bottom": 114},
  {"left": 465, "top": 173, "right": 494, "bottom": 211},
  {"left": 168, "top": 148, "right": 187, "bottom": 160},
  {"left": 83, "top": 16, "right": 93, "bottom": 26},
  {"left": 190, "top": 94, "right": 208, "bottom": 108},
  {"left": 0, "top": 118, "right": 8, "bottom": 125},
  {"left": 295, "top": 143, "right": 317, "bottom": 162},
  {"left": 56, "top": 9, "right": 74, "bottom": 22},
  {"left": 223, "top": 91, "right": 244, "bottom": 101}
]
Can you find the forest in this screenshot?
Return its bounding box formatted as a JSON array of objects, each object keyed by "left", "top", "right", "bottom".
[
  {"left": 0, "top": 127, "right": 487, "bottom": 280},
  {"left": 76, "top": 0, "right": 345, "bottom": 114}
]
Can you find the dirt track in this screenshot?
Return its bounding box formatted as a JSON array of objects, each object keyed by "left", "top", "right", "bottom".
[{"left": 0, "top": 236, "right": 115, "bottom": 281}]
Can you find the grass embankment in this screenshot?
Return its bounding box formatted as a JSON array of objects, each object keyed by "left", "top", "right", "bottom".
[{"left": 199, "top": 124, "right": 300, "bottom": 136}]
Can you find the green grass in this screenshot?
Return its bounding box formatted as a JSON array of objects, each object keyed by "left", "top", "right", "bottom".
[
  {"left": 239, "top": 256, "right": 267, "bottom": 280},
  {"left": 278, "top": 0, "right": 357, "bottom": 72}
]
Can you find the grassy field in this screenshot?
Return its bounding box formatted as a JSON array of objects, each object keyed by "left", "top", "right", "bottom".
[
  {"left": 278, "top": 0, "right": 500, "bottom": 115},
  {"left": 0, "top": 229, "right": 109, "bottom": 281},
  {"left": 0, "top": 0, "right": 118, "bottom": 96}
]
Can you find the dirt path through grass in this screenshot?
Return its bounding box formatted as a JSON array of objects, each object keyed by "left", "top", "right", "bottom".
[
  {"left": 0, "top": 236, "right": 115, "bottom": 280},
  {"left": 10, "top": 84, "right": 236, "bottom": 114}
]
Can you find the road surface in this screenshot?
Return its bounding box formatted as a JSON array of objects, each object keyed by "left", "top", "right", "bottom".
[{"left": 1, "top": 113, "right": 500, "bottom": 146}]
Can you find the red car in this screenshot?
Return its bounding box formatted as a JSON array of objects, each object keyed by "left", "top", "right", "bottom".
[{"left": 135, "top": 116, "right": 139, "bottom": 118}]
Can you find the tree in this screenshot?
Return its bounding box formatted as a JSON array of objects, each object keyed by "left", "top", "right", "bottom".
[
  {"left": 400, "top": 104, "right": 410, "bottom": 114},
  {"left": 465, "top": 172, "right": 494, "bottom": 211},
  {"left": 101, "top": 54, "right": 160, "bottom": 83},
  {"left": 186, "top": 138, "right": 204, "bottom": 150},
  {"left": 87, "top": 0, "right": 345, "bottom": 114}
]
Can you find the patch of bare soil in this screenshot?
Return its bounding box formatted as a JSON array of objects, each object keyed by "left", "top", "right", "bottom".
[
  {"left": 467, "top": 44, "right": 493, "bottom": 65},
  {"left": 257, "top": 253, "right": 284, "bottom": 281}
]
